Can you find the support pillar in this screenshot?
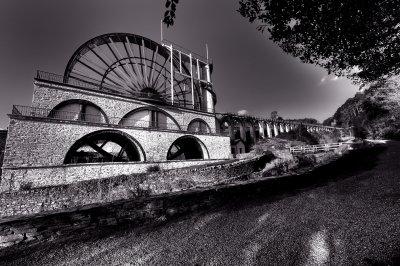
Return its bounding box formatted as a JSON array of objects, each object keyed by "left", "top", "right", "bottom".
[
  {"left": 259, "top": 123, "right": 265, "bottom": 139},
  {"left": 279, "top": 123, "right": 285, "bottom": 133},
  {"left": 250, "top": 126, "right": 256, "bottom": 144},
  {"left": 229, "top": 124, "right": 234, "bottom": 140},
  {"left": 240, "top": 123, "right": 246, "bottom": 141},
  {"left": 273, "top": 124, "right": 279, "bottom": 136},
  {"left": 266, "top": 123, "right": 272, "bottom": 138}
]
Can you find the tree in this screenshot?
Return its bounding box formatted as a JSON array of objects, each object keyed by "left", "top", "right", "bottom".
[
  {"left": 238, "top": 0, "right": 400, "bottom": 83},
  {"left": 163, "top": 0, "right": 400, "bottom": 83},
  {"left": 270, "top": 110, "right": 278, "bottom": 119},
  {"left": 294, "top": 118, "right": 319, "bottom": 124},
  {"left": 163, "top": 0, "right": 179, "bottom": 27}
]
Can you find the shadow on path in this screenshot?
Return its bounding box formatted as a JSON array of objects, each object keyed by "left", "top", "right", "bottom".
[{"left": 0, "top": 145, "right": 391, "bottom": 265}]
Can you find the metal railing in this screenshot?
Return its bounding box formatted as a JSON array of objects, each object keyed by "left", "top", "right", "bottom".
[
  {"left": 35, "top": 70, "right": 214, "bottom": 113},
  {"left": 162, "top": 38, "right": 210, "bottom": 63},
  {"left": 11, "top": 105, "right": 226, "bottom": 136},
  {"left": 289, "top": 143, "right": 343, "bottom": 154}
]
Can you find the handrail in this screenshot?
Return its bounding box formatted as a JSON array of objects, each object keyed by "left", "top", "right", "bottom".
[
  {"left": 35, "top": 70, "right": 214, "bottom": 113},
  {"left": 162, "top": 38, "right": 210, "bottom": 63},
  {"left": 289, "top": 143, "right": 343, "bottom": 153},
  {"left": 10, "top": 105, "right": 226, "bottom": 136}
]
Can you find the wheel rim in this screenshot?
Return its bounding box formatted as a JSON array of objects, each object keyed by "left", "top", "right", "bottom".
[{"left": 64, "top": 33, "right": 200, "bottom": 105}]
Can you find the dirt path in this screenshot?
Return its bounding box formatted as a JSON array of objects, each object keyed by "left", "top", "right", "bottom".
[{"left": 1, "top": 142, "right": 400, "bottom": 265}]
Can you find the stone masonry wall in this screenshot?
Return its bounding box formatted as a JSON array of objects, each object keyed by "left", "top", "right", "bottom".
[
  {"left": 1, "top": 118, "right": 230, "bottom": 192},
  {"left": 32, "top": 81, "right": 217, "bottom": 132},
  {"left": 0, "top": 154, "right": 264, "bottom": 218},
  {"left": 3, "top": 118, "right": 230, "bottom": 168},
  {"left": 0, "top": 159, "right": 228, "bottom": 192},
  {"left": 0, "top": 131, "right": 7, "bottom": 176}
]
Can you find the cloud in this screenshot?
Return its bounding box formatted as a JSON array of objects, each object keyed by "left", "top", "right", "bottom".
[
  {"left": 237, "top": 109, "right": 249, "bottom": 115},
  {"left": 319, "top": 75, "right": 339, "bottom": 85},
  {"left": 319, "top": 76, "right": 327, "bottom": 84}
]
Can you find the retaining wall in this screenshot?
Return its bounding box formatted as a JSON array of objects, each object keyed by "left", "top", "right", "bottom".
[
  {"left": 0, "top": 155, "right": 268, "bottom": 218},
  {"left": 1, "top": 159, "right": 227, "bottom": 192},
  {"left": 0, "top": 131, "right": 7, "bottom": 176}
]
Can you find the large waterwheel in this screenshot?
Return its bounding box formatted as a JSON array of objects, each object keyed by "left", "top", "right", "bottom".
[{"left": 63, "top": 33, "right": 202, "bottom": 106}]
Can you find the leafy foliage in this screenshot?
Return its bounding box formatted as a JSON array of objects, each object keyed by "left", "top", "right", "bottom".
[
  {"left": 325, "top": 75, "right": 400, "bottom": 139},
  {"left": 162, "top": 1, "right": 400, "bottom": 83},
  {"left": 238, "top": 0, "right": 400, "bottom": 82},
  {"left": 163, "top": 0, "right": 179, "bottom": 27},
  {"left": 292, "top": 118, "right": 319, "bottom": 124},
  {"left": 270, "top": 110, "right": 278, "bottom": 119},
  {"left": 278, "top": 125, "right": 319, "bottom": 145}
]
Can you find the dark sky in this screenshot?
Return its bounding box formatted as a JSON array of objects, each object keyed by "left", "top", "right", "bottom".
[{"left": 0, "top": 0, "right": 359, "bottom": 129}]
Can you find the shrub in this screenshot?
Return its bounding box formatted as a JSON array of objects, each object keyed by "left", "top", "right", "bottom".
[
  {"left": 353, "top": 124, "right": 369, "bottom": 139},
  {"left": 253, "top": 145, "right": 265, "bottom": 155},
  {"left": 296, "top": 154, "right": 316, "bottom": 168},
  {"left": 147, "top": 165, "right": 161, "bottom": 172},
  {"left": 20, "top": 182, "right": 33, "bottom": 191},
  {"left": 279, "top": 125, "right": 319, "bottom": 145},
  {"left": 381, "top": 126, "right": 400, "bottom": 140}
]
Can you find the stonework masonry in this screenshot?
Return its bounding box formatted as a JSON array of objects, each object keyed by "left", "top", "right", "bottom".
[
  {"left": 3, "top": 118, "right": 229, "bottom": 168},
  {"left": 0, "top": 154, "right": 264, "bottom": 218},
  {"left": 1, "top": 159, "right": 228, "bottom": 192},
  {"left": 1, "top": 117, "right": 230, "bottom": 192},
  {"left": 32, "top": 81, "right": 217, "bottom": 132},
  {"left": 0, "top": 130, "right": 7, "bottom": 176}
]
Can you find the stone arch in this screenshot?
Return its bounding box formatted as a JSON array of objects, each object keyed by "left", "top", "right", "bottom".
[
  {"left": 49, "top": 99, "right": 109, "bottom": 123},
  {"left": 243, "top": 120, "right": 256, "bottom": 144},
  {"left": 219, "top": 119, "right": 231, "bottom": 136},
  {"left": 64, "top": 129, "right": 146, "bottom": 164},
  {"left": 219, "top": 116, "right": 233, "bottom": 136},
  {"left": 119, "top": 106, "right": 181, "bottom": 130},
  {"left": 187, "top": 118, "right": 211, "bottom": 133},
  {"left": 167, "top": 135, "right": 210, "bottom": 160}
]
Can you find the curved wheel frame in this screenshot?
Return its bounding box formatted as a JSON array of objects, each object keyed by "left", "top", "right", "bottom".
[{"left": 64, "top": 33, "right": 202, "bottom": 106}]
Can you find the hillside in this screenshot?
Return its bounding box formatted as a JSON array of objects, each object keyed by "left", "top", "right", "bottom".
[{"left": 324, "top": 76, "right": 400, "bottom": 139}]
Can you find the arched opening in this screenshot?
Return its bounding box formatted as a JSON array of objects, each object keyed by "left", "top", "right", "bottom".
[
  {"left": 49, "top": 99, "right": 108, "bottom": 124},
  {"left": 64, "top": 130, "right": 144, "bottom": 164},
  {"left": 119, "top": 107, "right": 180, "bottom": 130},
  {"left": 167, "top": 136, "right": 208, "bottom": 160},
  {"left": 187, "top": 119, "right": 211, "bottom": 133},
  {"left": 255, "top": 127, "right": 260, "bottom": 140},
  {"left": 220, "top": 120, "right": 231, "bottom": 136}
]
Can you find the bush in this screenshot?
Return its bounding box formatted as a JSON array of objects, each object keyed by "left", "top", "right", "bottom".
[
  {"left": 381, "top": 126, "right": 400, "bottom": 140},
  {"left": 147, "top": 165, "right": 161, "bottom": 172},
  {"left": 278, "top": 125, "right": 319, "bottom": 145},
  {"left": 20, "top": 182, "right": 33, "bottom": 190},
  {"left": 353, "top": 124, "right": 369, "bottom": 139},
  {"left": 253, "top": 145, "right": 265, "bottom": 155},
  {"left": 296, "top": 154, "right": 316, "bottom": 168}
]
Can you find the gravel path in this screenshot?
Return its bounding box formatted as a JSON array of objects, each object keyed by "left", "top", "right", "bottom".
[{"left": 1, "top": 142, "right": 400, "bottom": 265}]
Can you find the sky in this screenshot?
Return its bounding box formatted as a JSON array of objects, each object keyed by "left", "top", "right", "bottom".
[{"left": 0, "top": 0, "right": 359, "bottom": 129}]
